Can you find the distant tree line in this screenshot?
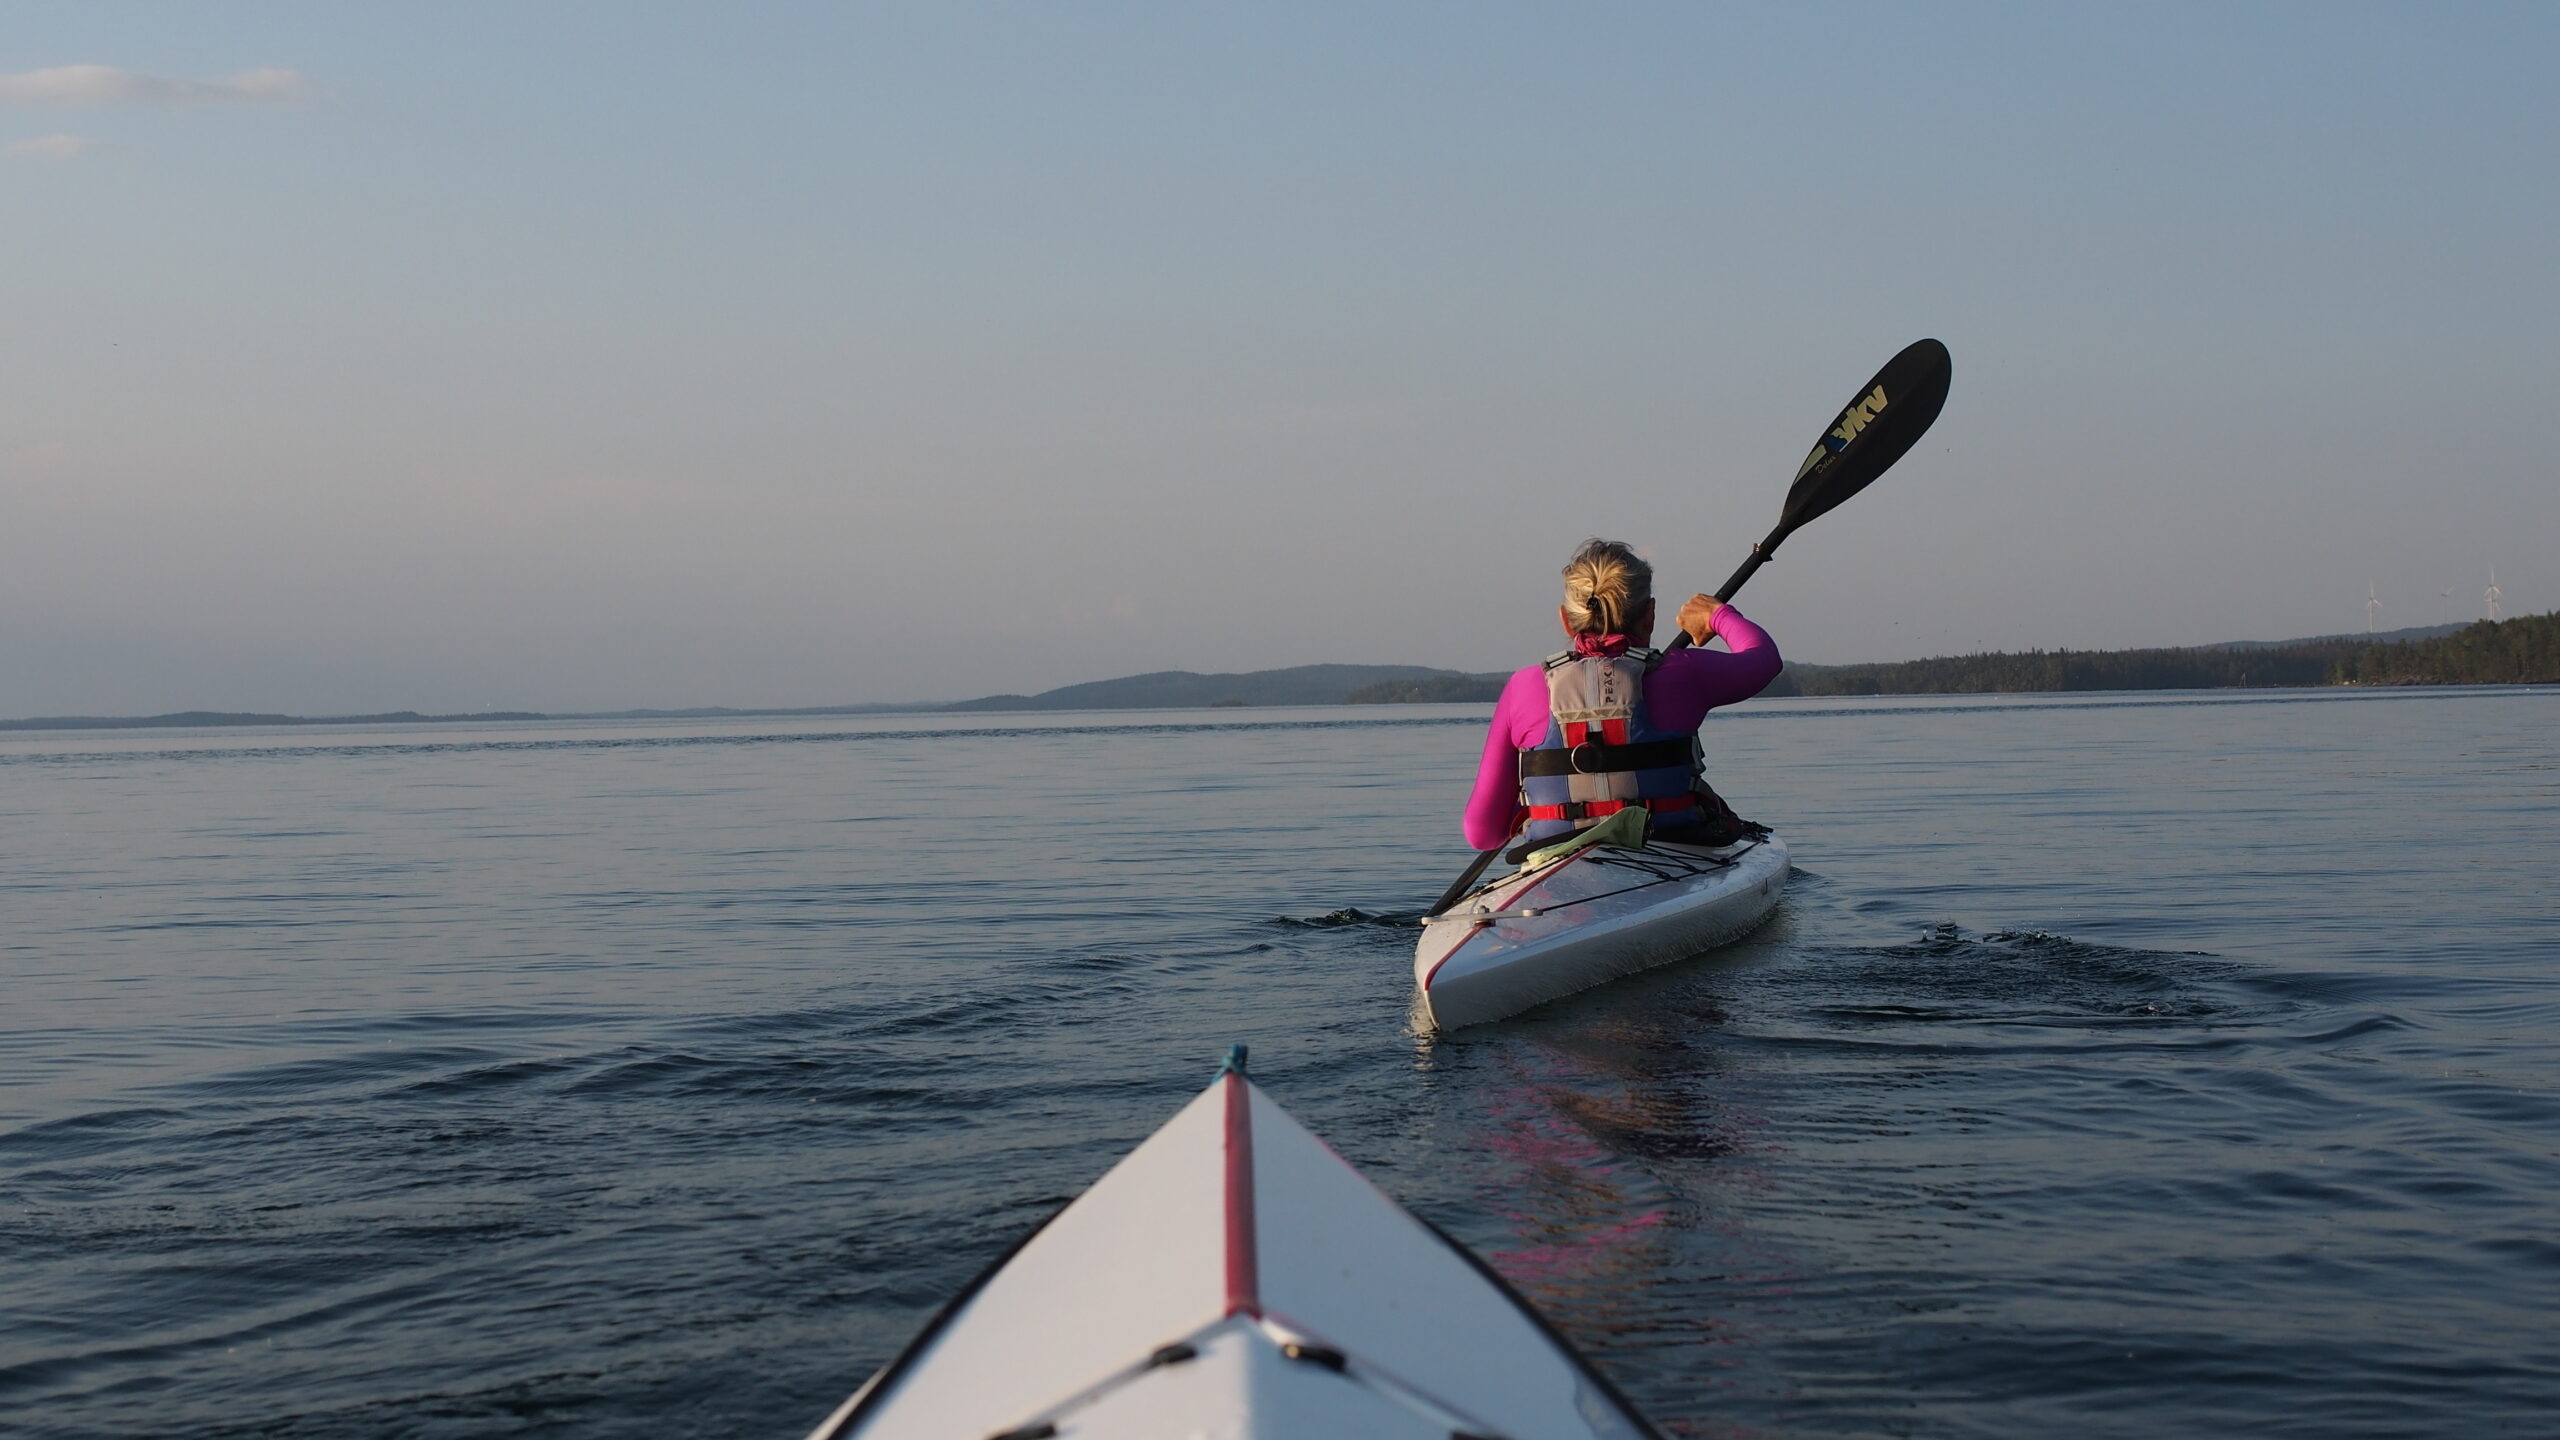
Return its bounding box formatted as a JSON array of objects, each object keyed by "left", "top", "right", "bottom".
[
  {"left": 2326, "top": 612, "right": 2560, "bottom": 685},
  {"left": 1342, "top": 611, "right": 2557, "bottom": 703},
  {"left": 1767, "top": 643, "right": 2357, "bottom": 696},
  {"left": 1772, "top": 612, "right": 2557, "bottom": 694},
  {"left": 1342, "top": 674, "right": 1509, "bottom": 704},
  {"left": 0, "top": 708, "right": 550, "bottom": 731}
]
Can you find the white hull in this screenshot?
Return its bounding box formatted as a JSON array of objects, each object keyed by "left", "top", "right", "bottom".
[
  {"left": 809, "top": 1057, "right": 1658, "bottom": 1440},
  {"left": 1414, "top": 835, "right": 1789, "bottom": 1031}
]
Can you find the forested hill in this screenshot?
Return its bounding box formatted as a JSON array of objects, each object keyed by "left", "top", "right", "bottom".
[
  {"left": 948, "top": 664, "right": 1471, "bottom": 710},
  {"left": 1767, "top": 611, "right": 2558, "bottom": 696},
  {"left": 2328, "top": 612, "right": 2560, "bottom": 685},
  {"left": 1335, "top": 613, "right": 2559, "bottom": 703},
  {"left": 1768, "top": 644, "right": 2353, "bottom": 695}
]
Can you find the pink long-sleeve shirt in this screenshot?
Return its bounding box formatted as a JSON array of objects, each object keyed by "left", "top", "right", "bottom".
[{"left": 1462, "top": 605, "right": 1782, "bottom": 850}]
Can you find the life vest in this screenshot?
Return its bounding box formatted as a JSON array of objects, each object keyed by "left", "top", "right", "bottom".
[{"left": 1515, "top": 646, "right": 1709, "bottom": 845}]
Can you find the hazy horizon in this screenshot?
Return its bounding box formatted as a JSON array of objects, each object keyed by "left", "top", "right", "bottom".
[
  {"left": 7, "top": 4, "right": 2554, "bottom": 716},
  {"left": 3, "top": 615, "right": 2509, "bottom": 723}
]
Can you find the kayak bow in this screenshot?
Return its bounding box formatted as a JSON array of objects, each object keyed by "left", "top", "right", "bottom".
[{"left": 806, "top": 1048, "right": 1659, "bottom": 1440}]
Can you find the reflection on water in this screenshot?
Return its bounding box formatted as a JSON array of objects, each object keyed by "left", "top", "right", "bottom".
[{"left": 4, "top": 689, "right": 2557, "bottom": 1438}]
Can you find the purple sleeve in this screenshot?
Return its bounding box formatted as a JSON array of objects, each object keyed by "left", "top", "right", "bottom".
[
  {"left": 1643, "top": 605, "right": 1783, "bottom": 733},
  {"left": 1462, "top": 666, "right": 1550, "bottom": 850}
]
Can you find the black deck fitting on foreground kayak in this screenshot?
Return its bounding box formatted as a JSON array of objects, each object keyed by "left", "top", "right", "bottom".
[
  {"left": 1280, "top": 1341, "right": 1348, "bottom": 1371},
  {"left": 1218, "top": 1043, "right": 1248, "bottom": 1076}
]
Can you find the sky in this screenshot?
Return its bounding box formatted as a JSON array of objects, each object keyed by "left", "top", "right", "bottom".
[{"left": 4, "top": 2, "right": 2555, "bottom": 715}]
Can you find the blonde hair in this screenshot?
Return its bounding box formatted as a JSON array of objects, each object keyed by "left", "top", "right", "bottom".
[{"left": 1561, "top": 538, "right": 1653, "bottom": 636}]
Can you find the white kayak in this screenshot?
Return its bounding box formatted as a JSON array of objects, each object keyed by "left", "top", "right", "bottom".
[
  {"left": 1414, "top": 833, "right": 1789, "bottom": 1032},
  {"left": 805, "top": 1049, "right": 1659, "bottom": 1440}
]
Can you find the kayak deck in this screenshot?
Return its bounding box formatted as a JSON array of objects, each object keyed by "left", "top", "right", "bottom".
[
  {"left": 809, "top": 1056, "right": 1659, "bottom": 1440},
  {"left": 1414, "top": 834, "right": 1789, "bottom": 1032}
]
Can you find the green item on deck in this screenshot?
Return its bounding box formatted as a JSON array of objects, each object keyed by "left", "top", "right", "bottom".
[{"left": 1521, "top": 806, "right": 1648, "bottom": 869}]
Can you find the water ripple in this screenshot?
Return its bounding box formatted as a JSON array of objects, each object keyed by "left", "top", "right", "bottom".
[{"left": 5, "top": 693, "right": 2556, "bottom": 1437}]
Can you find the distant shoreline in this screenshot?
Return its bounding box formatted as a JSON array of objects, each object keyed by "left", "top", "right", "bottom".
[
  {"left": 0, "top": 705, "right": 930, "bottom": 733},
  {"left": 7, "top": 614, "right": 2548, "bottom": 732}
]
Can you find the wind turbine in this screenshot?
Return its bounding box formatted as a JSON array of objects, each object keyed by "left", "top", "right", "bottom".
[
  {"left": 2485, "top": 564, "right": 2503, "bottom": 621},
  {"left": 2367, "top": 581, "right": 2383, "bottom": 634}
]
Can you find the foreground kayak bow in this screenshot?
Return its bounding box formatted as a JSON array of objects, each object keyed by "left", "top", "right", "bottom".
[{"left": 805, "top": 1048, "right": 1660, "bottom": 1440}]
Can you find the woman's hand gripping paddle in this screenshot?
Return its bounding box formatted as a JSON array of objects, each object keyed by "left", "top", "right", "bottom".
[
  {"left": 1426, "top": 339, "right": 1954, "bottom": 917},
  {"left": 1667, "top": 337, "right": 1953, "bottom": 648}
]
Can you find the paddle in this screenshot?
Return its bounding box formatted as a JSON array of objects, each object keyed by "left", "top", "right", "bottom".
[{"left": 1423, "top": 339, "right": 1953, "bottom": 916}]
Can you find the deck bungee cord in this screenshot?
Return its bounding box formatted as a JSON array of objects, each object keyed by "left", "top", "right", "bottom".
[{"left": 1418, "top": 838, "right": 1764, "bottom": 927}]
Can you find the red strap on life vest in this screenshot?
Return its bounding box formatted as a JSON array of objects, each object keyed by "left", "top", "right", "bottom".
[
  {"left": 1521, "top": 800, "right": 1620, "bottom": 822},
  {"left": 1558, "top": 719, "right": 1632, "bottom": 748},
  {"left": 1523, "top": 794, "right": 1701, "bottom": 822}
]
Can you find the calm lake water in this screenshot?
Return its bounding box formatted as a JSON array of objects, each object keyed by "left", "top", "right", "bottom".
[{"left": 4, "top": 688, "right": 2556, "bottom": 1438}]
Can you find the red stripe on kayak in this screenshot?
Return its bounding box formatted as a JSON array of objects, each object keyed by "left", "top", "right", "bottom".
[
  {"left": 1419, "top": 936, "right": 1475, "bottom": 991},
  {"left": 1420, "top": 863, "right": 1553, "bottom": 990},
  {"left": 1222, "top": 1072, "right": 1260, "bottom": 1318}
]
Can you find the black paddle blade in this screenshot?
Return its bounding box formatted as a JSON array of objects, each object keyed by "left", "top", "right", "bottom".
[{"left": 1776, "top": 337, "right": 1951, "bottom": 536}]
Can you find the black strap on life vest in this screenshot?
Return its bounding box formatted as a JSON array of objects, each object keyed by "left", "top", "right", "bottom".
[
  {"left": 1542, "top": 645, "right": 1664, "bottom": 673},
  {"left": 1516, "top": 738, "right": 1694, "bottom": 778},
  {"left": 1503, "top": 785, "right": 1760, "bottom": 864}
]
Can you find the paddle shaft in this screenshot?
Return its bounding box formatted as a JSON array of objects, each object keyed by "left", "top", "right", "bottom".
[
  {"left": 1663, "top": 521, "right": 1791, "bottom": 651},
  {"left": 1716, "top": 523, "right": 1795, "bottom": 603},
  {"left": 1424, "top": 845, "right": 1502, "bottom": 919}
]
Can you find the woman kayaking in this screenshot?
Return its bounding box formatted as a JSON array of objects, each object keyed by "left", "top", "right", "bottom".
[{"left": 1462, "top": 538, "right": 1782, "bottom": 856}]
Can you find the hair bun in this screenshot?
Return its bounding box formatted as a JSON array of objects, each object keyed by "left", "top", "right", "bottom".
[{"left": 1560, "top": 538, "right": 1653, "bottom": 637}]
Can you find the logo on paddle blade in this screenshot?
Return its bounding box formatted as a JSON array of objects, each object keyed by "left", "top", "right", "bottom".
[
  {"left": 1825, "top": 385, "right": 1889, "bottom": 453},
  {"left": 1793, "top": 383, "right": 1890, "bottom": 481}
]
